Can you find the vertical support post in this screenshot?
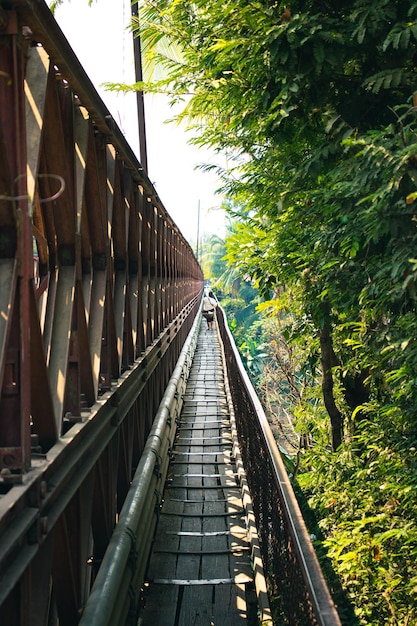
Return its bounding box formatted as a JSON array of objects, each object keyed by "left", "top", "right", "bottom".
[{"left": 131, "top": 1, "right": 148, "bottom": 174}]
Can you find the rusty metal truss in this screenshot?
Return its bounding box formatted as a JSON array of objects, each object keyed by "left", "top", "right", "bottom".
[{"left": 0, "top": 1, "right": 203, "bottom": 623}]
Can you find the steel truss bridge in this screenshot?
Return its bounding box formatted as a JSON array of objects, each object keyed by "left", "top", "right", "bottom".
[{"left": 0, "top": 2, "right": 342, "bottom": 624}]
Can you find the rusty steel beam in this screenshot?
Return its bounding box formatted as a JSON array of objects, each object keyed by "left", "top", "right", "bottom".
[{"left": 0, "top": 1, "right": 203, "bottom": 623}]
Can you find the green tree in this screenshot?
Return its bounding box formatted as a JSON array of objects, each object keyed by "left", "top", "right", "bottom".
[
  {"left": 199, "top": 225, "right": 265, "bottom": 370},
  {"left": 199, "top": 233, "right": 226, "bottom": 281},
  {"left": 128, "top": 1, "right": 417, "bottom": 622},
  {"left": 130, "top": 0, "right": 417, "bottom": 447}
]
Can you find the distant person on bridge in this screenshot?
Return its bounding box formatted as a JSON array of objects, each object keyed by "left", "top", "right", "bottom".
[{"left": 202, "top": 291, "right": 218, "bottom": 330}]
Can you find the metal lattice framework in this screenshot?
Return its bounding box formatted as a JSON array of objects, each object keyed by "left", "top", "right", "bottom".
[{"left": 0, "top": 2, "right": 203, "bottom": 623}]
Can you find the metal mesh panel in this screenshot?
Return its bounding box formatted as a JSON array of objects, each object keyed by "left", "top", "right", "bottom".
[{"left": 217, "top": 307, "right": 341, "bottom": 626}]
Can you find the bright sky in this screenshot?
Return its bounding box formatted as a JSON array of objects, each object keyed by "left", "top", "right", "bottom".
[{"left": 54, "top": 0, "right": 226, "bottom": 244}]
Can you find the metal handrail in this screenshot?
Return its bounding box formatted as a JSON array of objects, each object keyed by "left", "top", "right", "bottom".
[{"left": 216, "top": 306, "right": 342, "bottom": 626}]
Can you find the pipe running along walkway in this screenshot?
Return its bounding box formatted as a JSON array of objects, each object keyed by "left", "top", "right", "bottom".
[{"left": 138, "top": 317, "right": 271, "bottom": 625}]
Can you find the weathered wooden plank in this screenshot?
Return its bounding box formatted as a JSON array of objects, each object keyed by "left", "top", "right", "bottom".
[
  {"left": 178, "top": 585, "right": 213, "bottom": 626},
  {"left": 165, "top": 483, "right": 241, "bottom": 492},
  {"left": 140, "top": 584, "right": 179, "bottom": 626},
  {"left": 139, "top": 326, "right": 263, "bottom": 625},
  {"left": 147, "top": 499, "right": 182, "bottom": 580},
  {"left": 213, "top": 583, "right": 248, "bottom": 625},
  {"left": 147, "top": 551, "right": 178, "bottom": 582},
  {"left": 201, "top": 509, "right": 231, "bottom": 580}
]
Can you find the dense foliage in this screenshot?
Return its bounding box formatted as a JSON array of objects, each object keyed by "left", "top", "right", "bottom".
[
  {"left": 200, "top": 230, "right": 265, "bottom": 366},
  {"left": 130, "top": 1, "right": 417, "bottom": 623}
]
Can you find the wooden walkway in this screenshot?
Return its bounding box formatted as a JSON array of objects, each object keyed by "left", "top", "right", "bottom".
[{"left": 138, "top": 319, "right": 266, "bottom": 625}]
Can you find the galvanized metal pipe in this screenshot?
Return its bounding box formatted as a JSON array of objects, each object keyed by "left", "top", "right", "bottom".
[{"left": 79, "top": 308, "right": 202, "bottom": 625}]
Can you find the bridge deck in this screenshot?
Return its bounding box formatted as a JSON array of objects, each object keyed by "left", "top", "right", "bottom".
[{"left": 138, "top": 320, "right": 261, "bottom": 625}]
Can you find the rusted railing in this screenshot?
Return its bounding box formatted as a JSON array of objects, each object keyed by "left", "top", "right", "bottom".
[
  {"left": 216, "top": 306, "right": 342, "bottom": 626},
  {"left": 0, "top": 1, "right": 203, "bottom": 623}
]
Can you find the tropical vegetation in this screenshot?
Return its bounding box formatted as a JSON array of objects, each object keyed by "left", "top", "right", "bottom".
[{"left": 121, "top": 2, "right": 417, "bottom": 623}]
